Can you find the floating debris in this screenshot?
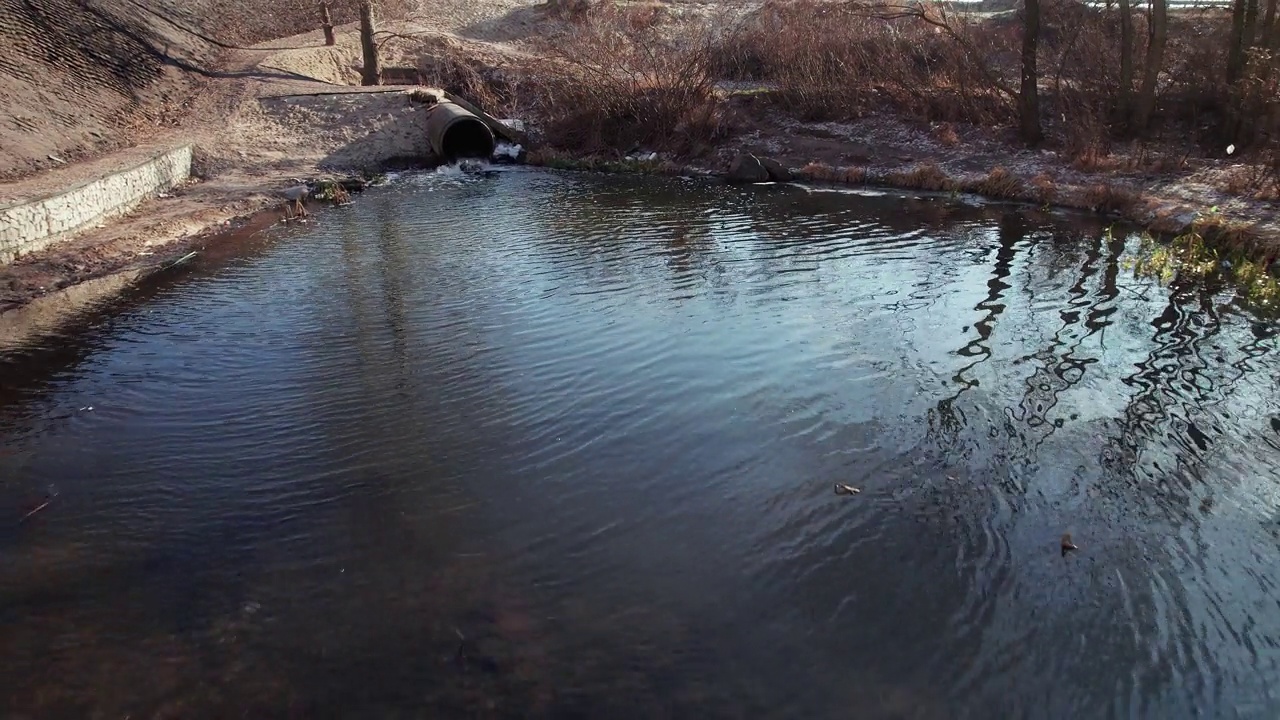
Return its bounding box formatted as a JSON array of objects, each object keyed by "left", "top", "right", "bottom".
[
  {"left": 20, "top": 499, "right": 51, "bottom": 523},
  {"left": 1061, "top": 533, "right": 1079, "bottom": 553},
  {"left": 834, "top": 483, "right": 861, "bottom": 496}
]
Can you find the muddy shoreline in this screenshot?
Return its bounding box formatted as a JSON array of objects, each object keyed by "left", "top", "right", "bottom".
[{"left": 0, "top": 203, "right": 273, "bottom": 348}]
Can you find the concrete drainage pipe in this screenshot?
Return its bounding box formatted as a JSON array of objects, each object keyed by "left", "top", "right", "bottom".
[{"left": 426, "top": 102, "right": 496, "bottom": 161}]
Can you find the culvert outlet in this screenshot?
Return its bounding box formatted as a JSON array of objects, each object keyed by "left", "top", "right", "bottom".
[{"left": 427, "top": 102, "right": 496, "bottom": 161}]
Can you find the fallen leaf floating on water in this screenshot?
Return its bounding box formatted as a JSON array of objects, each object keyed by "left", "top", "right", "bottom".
[
  {"left": 1061, "top": 533, "right": 1079, "bottom": 553},
  {"left": 834, "top": 484, "right": 861, "bottom": 496}
]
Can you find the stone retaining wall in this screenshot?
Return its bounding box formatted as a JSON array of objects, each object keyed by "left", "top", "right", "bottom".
[{"left": 0, "top": 145, "right": 193, "bottom": 264}]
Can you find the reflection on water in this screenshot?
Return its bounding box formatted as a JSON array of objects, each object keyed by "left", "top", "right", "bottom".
[{"left": 2, "top": 168, "right": 1279, "bottom": 718}]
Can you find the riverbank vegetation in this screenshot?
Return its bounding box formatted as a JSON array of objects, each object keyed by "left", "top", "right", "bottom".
[
  {"left": 451, "top": 0, "right": 1275, "bottom": 263},
  {"left": 1128, "top": 218, "right": 1280, "bottom": 314},
  {"left": 3, "top": 0, "right": 1276, "bottom": 310},
  {"left": 519, "top": 0, "right": 1280, "bottom": 193}
]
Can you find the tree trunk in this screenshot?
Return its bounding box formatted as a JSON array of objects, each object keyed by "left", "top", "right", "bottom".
[
  {"left": 1245, "top": 0, "right": 1260, "bottom": 49},
  {"left": 1264, "top": 0, "right": 1278, "bottom": 50},
  {"left": 359, "top": 1, "right": 380, "bottom": 86},
  {"left": 1229, "top": 0, "right": 1248, "bottom": 83},
  {"left": 1117, "top": 0, "right": 1135, "bottom": 124},
  {"left": 1132, "top": 0, "right": 1167, "bottom": 133},
  {"left": 1019, "top": 0, "right": 1043, "bottom": 144},
  {"left": 320, "top": 1, "right": 335, "bottom": 46}
]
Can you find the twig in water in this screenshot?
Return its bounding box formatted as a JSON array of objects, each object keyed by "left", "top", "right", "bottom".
[
  {"left": 20, "top": 500, "right": 51, "bottom": 523},
  {"left": 165, "top": 251, "right": 199, "bottom": 270}
]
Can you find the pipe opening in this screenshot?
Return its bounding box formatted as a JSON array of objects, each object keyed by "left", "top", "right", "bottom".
[{"left": 441, "top": 118, "right": 496, "bottom": 160}]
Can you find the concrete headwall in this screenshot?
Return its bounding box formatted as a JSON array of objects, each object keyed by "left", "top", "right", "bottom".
[{"left": 0, "top": 145, "right": 193, "bottom": 264}]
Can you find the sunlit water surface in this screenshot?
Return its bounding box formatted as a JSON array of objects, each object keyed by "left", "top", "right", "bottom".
[{"left": 2, "top": 168, "right": 1279, "bottom": 718}]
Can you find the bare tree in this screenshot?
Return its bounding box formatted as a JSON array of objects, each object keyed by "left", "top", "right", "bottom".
[
  {"left": 1229, "top": 0, "right": 1249, "bottom": 83},
  {"left": 1117, "top": 0, "right": 1135, "bottom": 123},
  {"left": 1245, "top": 0, "right": 1261, "bottom": 49},
  {"left": 1132, "top": 0, "right": 1167, "bottom": 133},
  {"left": 1264, "top": 0, "right": 1279, "bottom": 50},
  {"left": 320, "top": 1, "right": 336, "bottom": 46},
  {"left": 1020, "top": 0, "right": 1043, "bottom": 143},
  {"left": 359, "top": 0, "right": 381, "bottom": 86}
]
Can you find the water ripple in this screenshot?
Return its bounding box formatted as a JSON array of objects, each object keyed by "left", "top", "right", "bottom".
[{"left": 0, "top": 169, "right": 1278, "bottom": 718}]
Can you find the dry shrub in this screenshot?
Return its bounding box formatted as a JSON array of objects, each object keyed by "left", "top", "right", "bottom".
[
  {"left": 543, "top": 0, "right": 594, "bottom": 21},
  {"left": 407, "top": 88, "right": 439, "bottom": 105},
  {"left": 1193, "top": 215, "right": 1262, "bottom": 255},
  {"left": 799, "top": 162, "right": 867, "bottom": 184},
  {"left": 711, "top": 0, "right": 1015, "bottom": 124},
  {"left": 933, "top": 123, "right": 960, "bottom": 147},
  {"left": 619, "top": 3, "right": 666, "bottom": 31},
  {"left": 1031, "top": 172, "right": 1056, "bottom": 205},
  {"left": 1061, "top": 105, "right": 1115, "bottom": 170},
  {"left": 887, "top": 162, "right": 953, "bottom": 192},
  {"left": 1083, "top": 183, "right": 1141, "bottom": 214},
  {"left": 1143, "top": 152, "right": 1189, "bottom": 175},
  {"left": 414, "top": 37, "right": 527, "bottom": 118},
  {"left": 545, "top": 0, "right": 666, "bottom": 28},
  {"left": 700, "top": 0, "right": 1278, "bottom": 171},
  {"left": 1160, "top": 10, "right": 1237, "bottom": 134},
  {"left": 529, "top": 5, "right": 729, "bottom": 154},
  {"left": 968, "top": 167, "right": 1024, "bottom": 199},
  {"left": 1070, "top": 145, "right": 1122, "bottom": 173}
]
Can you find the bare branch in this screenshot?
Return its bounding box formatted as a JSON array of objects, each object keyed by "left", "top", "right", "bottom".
[{"left": 844, "top": 0, "right": 1018, "bottom": 99}]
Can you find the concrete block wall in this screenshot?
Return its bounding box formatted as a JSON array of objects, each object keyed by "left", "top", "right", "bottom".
[{"left": 0, "top": 145, "right": 193, "bottom": 264}]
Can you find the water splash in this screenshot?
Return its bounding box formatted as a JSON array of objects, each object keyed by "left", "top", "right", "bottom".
[
  {"left": 493, "top": 142, "right": 524, "bottom": 161},
  {"left": 400, "top": 160, "right": 498, "bottom": 190}
]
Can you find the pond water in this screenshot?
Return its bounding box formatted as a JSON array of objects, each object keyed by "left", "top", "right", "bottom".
[{"left": 2, "top": 168, "right": 1279, "bottom": 718}]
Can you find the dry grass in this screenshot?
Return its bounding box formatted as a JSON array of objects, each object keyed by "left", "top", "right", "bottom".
[
  {"left": 932, "top": 123, "right": 960, "bottom": 147},
  {"left": 1031, "top": 172, "right": 1056, "bottom": 205},
  {"left": 1192, "top": 214, "right": 1264, "bottom": 256},
  {"left": 1217, "top": 162, "right": 1280, "bottom": 201},
  {"left": 966, "top": 167, "right": 1024, "bottom": 199},
  {"left": 886, "top": 163, "right": 954, "bottom": 192},
  {"left": 797, "top": 162, "right": 868, "bottom": 184},
  {"left": 1083, "top": 183, "right": 1142, "bottom": 214}
]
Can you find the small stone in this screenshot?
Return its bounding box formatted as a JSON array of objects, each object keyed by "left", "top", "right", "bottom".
[{"left": 759, "top": 157, "right": 792, "bottom": 182}]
